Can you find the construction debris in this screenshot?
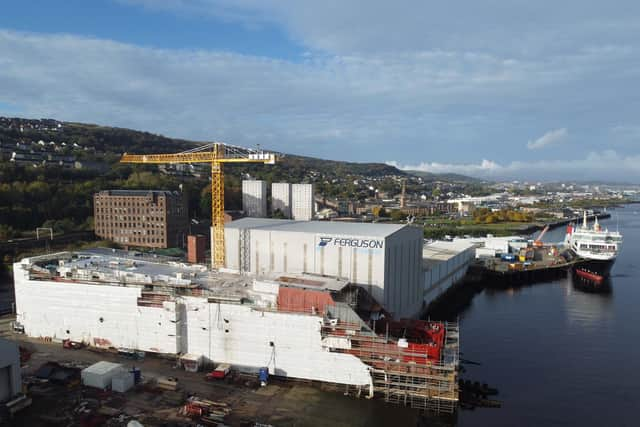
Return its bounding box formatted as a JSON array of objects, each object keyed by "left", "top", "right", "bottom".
[
  {"left": 156, "top": 376, "right": 179, "bottom": 391},
  {"left": 180, "top": 396, "right": 232, "bottom": 424}
]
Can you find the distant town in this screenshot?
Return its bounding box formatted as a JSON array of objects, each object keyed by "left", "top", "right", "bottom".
[{"left": 1, "top": 116, "right": 638, "bottom": 252}]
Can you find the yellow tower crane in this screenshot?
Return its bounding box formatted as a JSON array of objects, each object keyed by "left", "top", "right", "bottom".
[{"left": 120, "top": 143, "right": 276, "bottom": 269}]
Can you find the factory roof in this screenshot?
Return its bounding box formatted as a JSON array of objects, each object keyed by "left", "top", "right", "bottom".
[
  {"left": 422, "top": 240, "right": 475, "bottom": 269},
  {"left": 82, "top": 361, "right": 123, "bottom": 375},
  {"left": 226, "top": 218, "right": 409, "bottom": 238}
]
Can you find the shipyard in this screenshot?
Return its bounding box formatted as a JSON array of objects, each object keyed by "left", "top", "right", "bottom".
[
  {"left": 0, "top": 143, "right": 481, "bottom": 426},
  {"left": 0, "top": 139, "right": 634, "bottom": 425},
  {"left": 5, "top": 214, "right": 469, "bottom": 420},
  {"left": 2, "top": 3, "right": 640, "bottom": 424}
]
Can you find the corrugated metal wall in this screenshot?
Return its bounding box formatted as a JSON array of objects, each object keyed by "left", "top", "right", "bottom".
[
  {"left": 423, "top": 246, "right": 475, "bottom": 307},
  {"left": 0, "top": 339, "right": 20, "bottom": 401},
  {"left": 225, "top": 225, "right": 424, "bottom": 318},
  {"left": 384, "top": 226, "right": 424, "bottom": 318}
]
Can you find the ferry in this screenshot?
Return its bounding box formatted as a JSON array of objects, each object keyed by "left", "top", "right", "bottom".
[{"left": 565, "top": 212, "right": 623, "bottom": 282}]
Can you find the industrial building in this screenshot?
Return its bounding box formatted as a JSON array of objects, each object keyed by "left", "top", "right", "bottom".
[
  {"left": 0, "top": 338, "right": 21, "bottom": 403},
  {"left": 423, "top": 240, "right": 475, "bottom": 307},
  {"left": 291, "top": 183, "right": 315, "bottom": 221},
  {"left": 187, "top": 235, "right": 207, "bottom": 263},
  {"left": 93, "top": 190, "right": 188, "bottom": 248},
  {"left": 223, "top": 219, "right": 424, "bottom": 318},
  {"left": 242, "top": 180, "right": 267, "bottom": 218},
  {"left": 271, "top": 182, "right": 292, "bottom": 218},
  {"left": 456, "top": 235, "right": 528, "bottom": 258}
]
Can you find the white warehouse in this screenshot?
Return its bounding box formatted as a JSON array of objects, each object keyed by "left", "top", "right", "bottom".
[
  {"left": 223, "top": 218, "right": 424, "bottom": 318},
  {"left": 0, "top": 338, "right": 21, "bottom": 403},
  {"left": 423, "top": 240, "right": 475, "bottom": 307}
]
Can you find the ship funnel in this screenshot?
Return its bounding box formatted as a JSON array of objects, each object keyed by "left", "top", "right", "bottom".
[{"left": 583, "top": 211, "right": 588, "bottom": 228}]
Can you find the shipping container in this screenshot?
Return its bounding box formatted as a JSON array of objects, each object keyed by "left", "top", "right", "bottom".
[
  {"left": 81, "top": 361, "right": 123, "bottom": 390},
  {"left": 111, "top": 372, "right": 135, "bottom": 393}
]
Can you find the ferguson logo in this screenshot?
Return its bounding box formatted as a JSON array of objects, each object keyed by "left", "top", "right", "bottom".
[
  {"left": 317, "top": 236, "right": 384, "bottom": 249},
  {"left": 318, "top": 237, "right": 333, "bottom": 247}
]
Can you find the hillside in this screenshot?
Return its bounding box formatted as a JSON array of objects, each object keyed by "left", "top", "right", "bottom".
[
  {"left": 0, "top": 117, "right": 403, "bottom": 179},
  {"left": 0, "top": 117, "right": 410, "bottom": 239}
]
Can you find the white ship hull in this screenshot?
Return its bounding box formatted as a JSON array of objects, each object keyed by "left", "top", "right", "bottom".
[
  {"left": 13, "top": 264, "right": 372, "bottom": 387},
  {"left": 12, "top": 250, "right": 461, "bottom": 413}
]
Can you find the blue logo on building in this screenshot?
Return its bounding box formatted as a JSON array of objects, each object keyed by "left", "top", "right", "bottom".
[
  {"left": 317, "top": 236, "right": 384, "bottom": 249},
  {"left": 318, "top": 237, "right": 333, "bottom": 247}
]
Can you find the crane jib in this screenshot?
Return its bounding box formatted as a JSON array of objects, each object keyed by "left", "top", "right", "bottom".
[{"left": 118, "top": 145, "right": 276, "bottom": 269}]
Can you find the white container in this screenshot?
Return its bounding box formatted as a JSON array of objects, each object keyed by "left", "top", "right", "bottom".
[
  {"left": 81, "top": 361, "right": 123, "bottom": 390},
  {"left": 397, "top": 338, "right": 409, "bottom": 348},
  {"left": 180, "top": 353, "right": 204, "bottom": 372},
  {"left": 111, "top": 372, "right": 135, "bottom": 393}
]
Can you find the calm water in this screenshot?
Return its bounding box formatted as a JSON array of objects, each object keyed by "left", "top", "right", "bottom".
[
  {"left": 457, "top": 205, "right": 639, "bottom": 427},
  {"left": 1, "top": 207, "right": 638, "bottom": 426}
]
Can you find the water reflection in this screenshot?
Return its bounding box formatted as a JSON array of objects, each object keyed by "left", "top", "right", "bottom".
[{"left": 564, "top": 274, "right": 613, "bottom": 327}]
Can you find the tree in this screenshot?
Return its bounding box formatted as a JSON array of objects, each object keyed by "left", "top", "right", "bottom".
[
  {"left": 390, "top": 209, "right": 405, "bottom": 221},
  {"left": 372, "top": 206, "right": 388, "bottom": 218},
  {"left": 272, "top": 209, "right": 287, "bottom": 219}
]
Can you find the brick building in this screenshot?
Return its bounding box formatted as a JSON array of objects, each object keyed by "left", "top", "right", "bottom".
[{"left": 94, "top": 190, "right": 188, "bottom": 248}]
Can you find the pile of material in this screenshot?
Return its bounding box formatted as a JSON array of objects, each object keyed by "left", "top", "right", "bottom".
[
  {"left": 156, "top": 376, "right": 179, "bottom": 391},
  {"left": 180, "top": 397, "right": 231, "bottom": 425}
]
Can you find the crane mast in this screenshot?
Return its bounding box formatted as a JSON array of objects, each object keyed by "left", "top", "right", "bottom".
[{"left": 120, "top": 142, "right": 276, "bottom": 269}]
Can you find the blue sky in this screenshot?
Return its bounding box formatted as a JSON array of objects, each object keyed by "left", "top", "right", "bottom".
[{"left": 1, "top": 0, "right": 640, "bottom": 181}]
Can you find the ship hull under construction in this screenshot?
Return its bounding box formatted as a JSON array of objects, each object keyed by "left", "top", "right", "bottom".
[{"left": 13, "top": 250, "right": 459, "bottom": 412}]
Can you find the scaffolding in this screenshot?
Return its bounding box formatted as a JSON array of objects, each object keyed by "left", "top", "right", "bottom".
[{"left": 322, "top": 317, "right": 459, "bottom": 413}]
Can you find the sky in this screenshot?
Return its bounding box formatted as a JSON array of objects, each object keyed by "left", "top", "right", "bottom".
[{"left": 1, "top": 1, "right": 639, "bottom": 182}]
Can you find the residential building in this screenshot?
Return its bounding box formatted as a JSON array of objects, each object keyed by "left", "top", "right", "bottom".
[
  {"left": 292, "top": 183, "right": 315, "bottom": 221},
  {"left": 271, "top": 182, "right": 292, "bottom": 218},
  {"left": 94, "top": 190, "right": 188, "bottom": 248},
  {"left": 242, "top": 180, "right": 267, "bottom": 217}
]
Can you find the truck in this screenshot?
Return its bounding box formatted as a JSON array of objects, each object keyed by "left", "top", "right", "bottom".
[{"left": 205, "top": 363, "right": 231, "bottom": 380}]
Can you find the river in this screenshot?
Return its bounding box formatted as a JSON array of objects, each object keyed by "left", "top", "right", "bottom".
[{"left": 456, "top": 205, "right": 639, "bottom": 426}]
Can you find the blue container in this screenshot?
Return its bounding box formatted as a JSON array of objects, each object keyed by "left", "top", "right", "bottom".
[
  {"left": 259, "top": 367, "right": 269, "bottom": 383},
  {"left": 501, "top": 254, "right": 516, "bottom": 261},
  {"left": 131, "top": 367, "right": 142, "bottom": 384}
]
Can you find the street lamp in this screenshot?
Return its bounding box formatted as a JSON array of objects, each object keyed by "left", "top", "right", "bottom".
[{"left": 36, "top": 227, "right": 53, "bottom": 253}]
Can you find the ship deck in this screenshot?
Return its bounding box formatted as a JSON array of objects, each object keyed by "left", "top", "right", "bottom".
[{"left": 19, "top": 249, "right": 349, "bottom": 302}]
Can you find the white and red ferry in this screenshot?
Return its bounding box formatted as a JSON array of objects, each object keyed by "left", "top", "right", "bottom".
[{"left": 565, "top": 212, "right": 623, "bottom": 283}]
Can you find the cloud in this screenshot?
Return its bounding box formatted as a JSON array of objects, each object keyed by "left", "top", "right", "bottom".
[
  {"left": 118, "top": 1, "right": 640, "bottom": 57},
  {"left": 527, "top": 128, "right": 568, "bottom": 150},
  {"left": 386, "top": 159, "right": 501, "bottom": 176},
  {"left": 0, "top": 29, "right": 589, "bottom": 157},
  {"left": 388, "top": 150, "right": 640, "bottom": 182},
  {"left": 0, "top": 26, "right": 639, "bottom": 180}
]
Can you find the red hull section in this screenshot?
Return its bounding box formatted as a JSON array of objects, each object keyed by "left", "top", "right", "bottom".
[{"left": 575, "top": 268, "right": 604, "bottom": 284}]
